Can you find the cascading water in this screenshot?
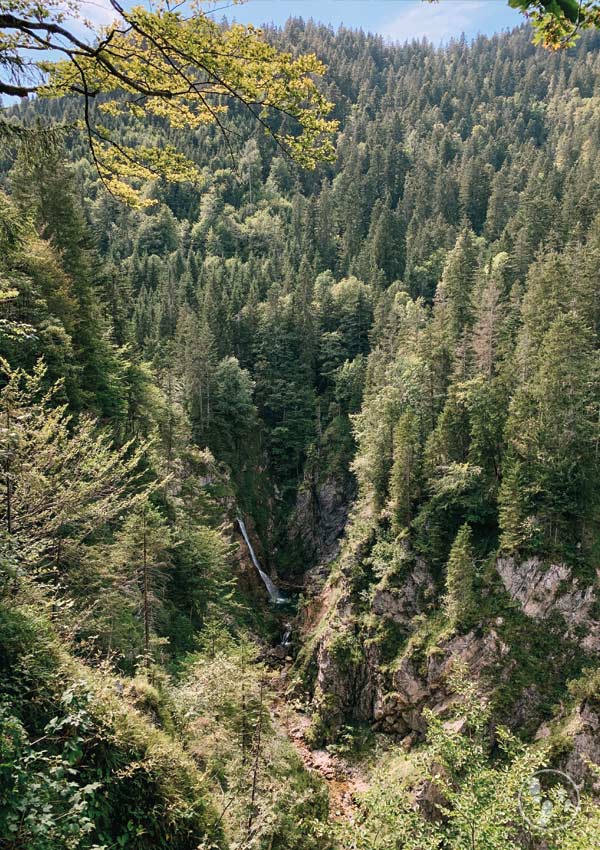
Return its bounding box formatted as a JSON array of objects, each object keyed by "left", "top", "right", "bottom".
[
  {"left": 281, "top": 623, "right": 292, "bottom": 647},
  {"left": 237, "top": 517, "right": 285, "bottom": 603}
]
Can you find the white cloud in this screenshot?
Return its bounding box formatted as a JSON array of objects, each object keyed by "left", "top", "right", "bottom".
[
  {"left": 383, "top": 0, "right": 490, "bottom": 45},
  {"left": 63, "top": 0, "right": 119, "bottom": 33},
  {"left": 80, "top": 0, "right": 120, "bottom": 26}
]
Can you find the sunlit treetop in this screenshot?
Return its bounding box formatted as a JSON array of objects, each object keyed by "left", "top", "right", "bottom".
[
  {"left": 509, "top": 0, "right": 600, "bottom": 48},
  {"left": 0, "top": 0, "right": 337, "bottom": 203},
  {"left": 424, "top": 0, "right": 600, "bottom": 49}
]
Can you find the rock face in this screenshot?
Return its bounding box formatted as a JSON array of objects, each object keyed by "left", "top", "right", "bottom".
[
  {"left": 303, "top": 557, "right": 436, "bottom": 738},
  {"left": 563, "top": 702, "right": 600, "bottom": 791},
  {"left": 301, "top": 549, "right": 600, "bottom": 767},
  {"left": 314, "top": 624, "right": 376, "bottom": 728},
  {"left": 496, "top": 557, "right": 600, "bottom": 652},
  {"left": 289, "top": 473, "right": 355, "bottom": 567},
  {"left": 304, "top": 549, "right": 509, "bottom": 742},
  {"left": 309, "top": 614, "right": 507, "bottom": 742},
  {"left": 371, "top": 559, "right": 435, "bottom": 624},
  {"left": 374, "top": 628, "right": 507, "bottom": 736},
  {"left": 300, "top": 578, "right": 377, "bottom": 739}
]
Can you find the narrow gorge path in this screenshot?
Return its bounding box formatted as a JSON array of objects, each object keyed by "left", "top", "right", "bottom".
[{"left": 270, "top": 670, "right": 369, "bottom": 822}]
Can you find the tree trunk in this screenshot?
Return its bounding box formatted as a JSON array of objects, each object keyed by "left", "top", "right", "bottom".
[
  {"left": 142, "top": 514, "right": 150, "bottom": 660},
  {"left": 247, "top": 678, "right": 265, "bottom": 837},
  {"left": 5, "top": 407, "right": 12, "bottom": 535}
]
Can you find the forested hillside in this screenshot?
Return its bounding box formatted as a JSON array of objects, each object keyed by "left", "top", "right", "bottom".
[{"left": 2, "top": 14, "right": 600, "bottom": 849}]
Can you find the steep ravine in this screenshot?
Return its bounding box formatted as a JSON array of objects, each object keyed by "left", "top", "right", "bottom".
[
  {"left": 293, "top": 543, "right": 600, "bottom": 785},
  {"left": 234, "top": 483, "right": 600, "bottom": 816},
  {"left": 271, "top": 667, "right": 369, "bottom": 823},
  {"left": 235, "top": 509, "right": 371, "bottom": 821},
  {"left": 234, "top": 490, "right": 600, "bottom": 836}
]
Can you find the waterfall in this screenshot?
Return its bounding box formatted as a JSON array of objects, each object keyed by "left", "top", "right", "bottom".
[
  {"left": 237, "top": 517, "right": 284, "bottom": 603},
  {"left": 281, "top": 623, "right": 292, "bottom": 647}
]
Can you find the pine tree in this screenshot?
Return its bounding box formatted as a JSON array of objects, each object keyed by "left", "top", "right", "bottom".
[
  {"left": 437, "top": 229, "right": 479, "bottom": 341},
  {"left": 10, "top": 142, "right": 128, "bottom": 418},
  {"left": 459, "top": 156, "right": 491, "bottom": 234},
  {"left": 497, "top": 459, "right": 529, "bottom": 554},
  {"left": 0, "top": 359, "right": 152, "bottom": 567},
  {"left": 499, "top": 312, "right": 599, "bottom": 559},
  {"left": 471, "top": 261, "right": 506, "bottom": 378},
  {"left": 208, "top": 357, "right": 257, "bottom": 465},
  {"left": 181, "top": 315, "right": 217, "bottom": 442}
]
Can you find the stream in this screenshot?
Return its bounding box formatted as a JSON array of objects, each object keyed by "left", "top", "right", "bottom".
[{"left": 271, "top": 669, "right": 368, "bottom": 823}]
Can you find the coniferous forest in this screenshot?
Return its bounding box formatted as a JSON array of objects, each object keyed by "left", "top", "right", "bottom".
[{"left": 2, "top": 2, "right": 600, "bottom": 847}]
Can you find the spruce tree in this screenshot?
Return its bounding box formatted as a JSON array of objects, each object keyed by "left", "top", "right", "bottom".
[
  {"left": 114, "top": 502, "right": 172, "bottom": 661},
  {"left": 499, "top": 312, "right": 599, "bottom": 560},
  {"left": 437, "top": 229, "right": 479, "bottom": 341},
  {"left": 444, "top": 523, "right": 477, "bottom": 628}
]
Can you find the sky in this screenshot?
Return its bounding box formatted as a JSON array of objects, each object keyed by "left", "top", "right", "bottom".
[
  {"left": 219, "top": 1, "right": 523, "bottom": 45},
  {"left": 75, "top": 0, "right": 524, "bottom": 46}
]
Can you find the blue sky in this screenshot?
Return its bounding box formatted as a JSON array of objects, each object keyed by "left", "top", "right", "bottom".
[
  {"left": 78, "top": 1, "right": 523, "bottom": 45},
  {"left": 221, "top": 1, "right": 523, "bottom": 45}
]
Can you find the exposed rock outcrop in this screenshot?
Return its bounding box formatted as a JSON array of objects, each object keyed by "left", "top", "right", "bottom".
[
  {"left": 497, "top": 557, "right": 600, "bottom": 652},
  {"left": 299, "top": 547, "right": 600, "bottom": 768},
  {"left": 371, "top": 558, "right": 435, "bottom": 624},
  {"left": 313, "top": 625, "right": 376, "bottom": 729},
  {"left": 374, "top": 628, "right": 508, "bottom": 736},
  {"left": 563, "top": 702, "right": 600, "bottom": 791}
]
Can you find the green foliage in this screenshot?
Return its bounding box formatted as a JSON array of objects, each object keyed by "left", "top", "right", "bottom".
[
  {"left": 111, "top": 501, "right": 172, "bottom": 662},
  {"left": 3, "top": 17, "right": 600, "bottom": 847},
  {"left": 388, "top": 410, "right": 422, "bottom": 534},
  {"left": 499, "top": 312, "right": 599, "bottom": 561},
  {"left": 443, "top": 523, "right": 477, "bottom": 629},
  {"left": 509, "top": 0, "right": 600, "bottom": 48},
  {"left": 0, "top": 358, "right": 152, "bottom": 564},
  {"left": 175, "top": 633, "right": 331, "bottom": 849},
  {"left": 0, "top": 697, "right": 102, "bottom": 849},
  {"left": 338, "top": 669, "right": 598, "bottom": 849},
  {"left": 327, "top": 626, "right": 364, "bottom": 675},
  {"left": 1, "top": 1, "right": 337, "bottom": 200},
  {"left": 0, "top": 600, "right": 225, "bottom": 850},
  {"left": 490, "top": 606, "right": 589, "bottom": 730},
  {"left": 165, "top": 522, "right": 238, "bottom": 655},
  {"left": 437, "top": 229, "right": 479, "bottom": 339}
]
